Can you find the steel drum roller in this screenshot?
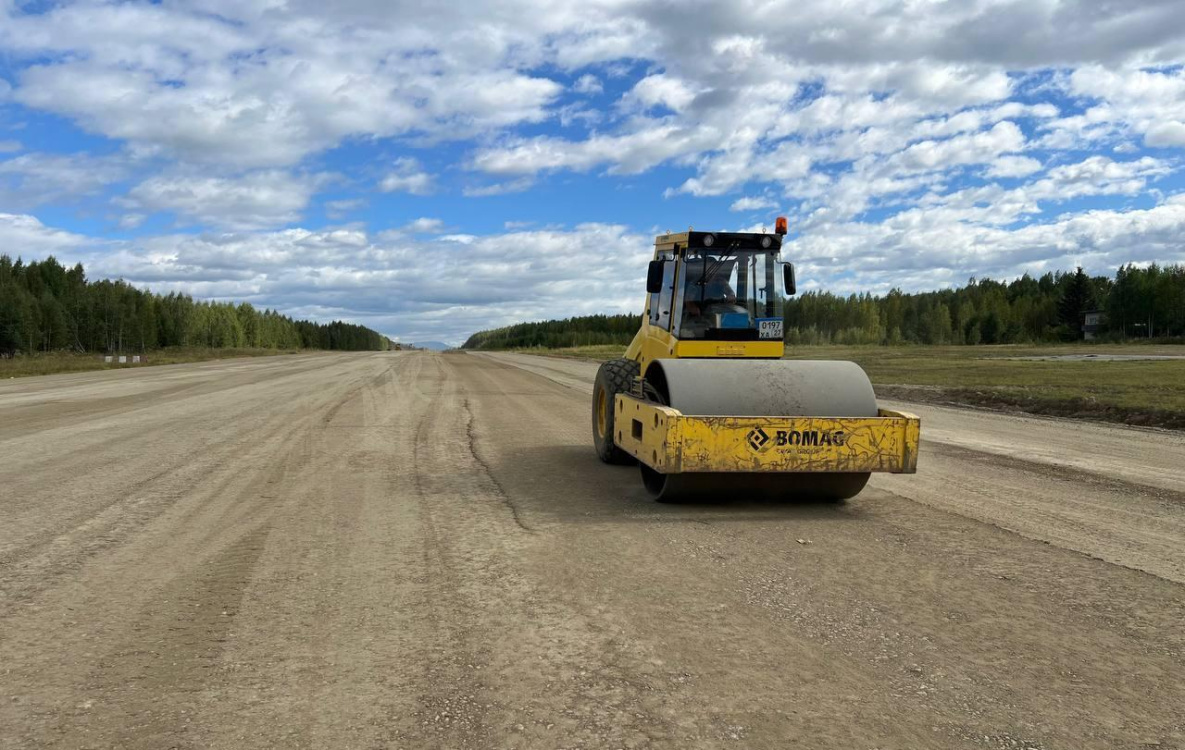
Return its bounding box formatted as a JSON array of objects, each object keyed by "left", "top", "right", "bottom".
[{"left": 641, "top": 360, "right": 878, "bottom": 501}]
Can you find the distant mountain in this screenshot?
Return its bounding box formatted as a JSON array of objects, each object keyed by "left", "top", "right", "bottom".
[{"left": 414, "top": 341, "right": 454, "bottom": 351}]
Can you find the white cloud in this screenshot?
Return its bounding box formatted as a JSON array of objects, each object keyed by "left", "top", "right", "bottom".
[
  {"left": 324, "top": 198, "right": 367, "bottom": 220},
  {"left": 1050, "top": 66, "right": 1185, "bottom": 151},
  {"left": 621, "top": 74, "right": 699, "bottom": 113},
  {"left": 474, "top": 123, "right": 722, "bottom": 176},
  {"left": 897, "top": 66, "right": 1013, "bottom": 107},
  {"left": 573, "top": 74, "right": 603, "bottom": 95},
  {"left": 1044, "top": 155, "right": 1170, "bottom": 187},
  {"left": 0, "top": 140, "right": 21, "bottom": 153},
  {"left": 3, "top": 0, "right": 1182, "bottom": 183},
  {"left": 556, "top": 103, "right": 603, "bottom": 128},
  {"left": 0, "top": 152, "right": 128, "bottom": 210},
  {"left": 74, "top": 222, "right": 653, "bottom": 345},
  {"left": 118, "top": 213, "right": 146, "bottom": 230},
  {"left": 0, "top": 213, "right": 93, "bottom": 255},
  {"left": 123, "top": 171, "right": 324, "bottom": 230},
  {"left": 462, "top": 178, "right": 535, "bottom": 197},
  {"left": 1145, "top": 121, "right": 1185, "bottom": 148},
  {"left": 380, "top": 158, "right": 434, "bottom": 195},
  {"left": 401, "top": 217, "right": 446, "bottom": 234},
  {"left": 730, "top": 196, "right": 777, "bottom": 212},
  {"left": 986, "top": 155, "right": 1043, "bottom": 179},
  {"left": 784, "top": 195, "right": 1185, "bottom": 298},
  {"left": 900, "top": 155, "right": 1173, "bottom": 230},
  {"left": 894, "top": 121, "right": 1026, "bottom": 173},
  {"left": 5, "top": 5, "right": 564, "bottom": 169}
]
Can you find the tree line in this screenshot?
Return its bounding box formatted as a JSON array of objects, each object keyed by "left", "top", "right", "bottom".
[
  {"left": 463, "top": 313, "right": 640, "bottom": 349},
  {"left": 0, "top": 255, "right": 391, "bottom": 355},
  {"left": 462, "top": 264, "right": 1185, "bottom": 349},
  {"left": 785, "top": 264, "right": 1184, "bottom": 345}
]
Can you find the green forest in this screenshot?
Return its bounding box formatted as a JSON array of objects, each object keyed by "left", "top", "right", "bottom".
[
  {"left": 0, "top": 255, "right": 391, "bottom": 355},
  {"left": 463, "top": 264, "right": 1185, "bottom": 349},
  {"left": 463, "top": 314, "right": 641, "bottom": 350}
]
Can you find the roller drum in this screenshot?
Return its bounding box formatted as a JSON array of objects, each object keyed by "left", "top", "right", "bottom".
[
  {"left": 648, "top": 359, "right": 877, "bottom": 417},
  {"left": 642, "top": 359, "right": 878, "bottom": 502}
]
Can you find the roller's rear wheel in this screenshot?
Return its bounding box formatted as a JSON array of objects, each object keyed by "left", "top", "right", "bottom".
[
  {"left": 643, "top": 467, "right": 869, "bottom": 503},
  {"left": 592, "top": 358, "right": 640, "bottom": 464}
]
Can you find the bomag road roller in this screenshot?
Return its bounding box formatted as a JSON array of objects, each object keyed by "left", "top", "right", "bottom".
[{"left": 592, "top": 217, "right": 920, "bottom": 502}]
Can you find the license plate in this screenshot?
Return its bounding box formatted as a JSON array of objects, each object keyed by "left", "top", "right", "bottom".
[{"left": 757, "top": 318, "right": 783, "bottom": 340}]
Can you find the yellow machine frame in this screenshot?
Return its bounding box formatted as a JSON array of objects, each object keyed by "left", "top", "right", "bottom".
[{"left": 614, "top": 396, "right": 920, "bottom": 474}]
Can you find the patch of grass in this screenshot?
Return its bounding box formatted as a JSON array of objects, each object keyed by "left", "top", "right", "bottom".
[
  {"left": 0, "top": 347, "right": 302, "bottom": 379},
  {"left": 783, "top": 345, "right": 1185, "bottom": 430},
  {"left": 506, "top": 344, "right": 628, "bottom": 360},
  {"left": 511, "top": 342, "right": 1185, "bottom": 429}
]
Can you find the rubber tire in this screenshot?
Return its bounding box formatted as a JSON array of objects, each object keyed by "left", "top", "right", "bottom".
[{"left": 592, "top": 358, "right": 640, "bottom": 465}]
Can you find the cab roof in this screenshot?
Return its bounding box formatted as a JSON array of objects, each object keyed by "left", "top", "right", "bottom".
[{"left": 653, "top": 230, "right": 782, "bottom": 253}]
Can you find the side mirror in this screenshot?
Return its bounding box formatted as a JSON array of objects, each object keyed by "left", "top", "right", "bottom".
[
  {"left": 783, "top": 263, "right": 797, "bottom": 296},
  {"left": 646, "top": 260, "right": 665, "bottom": 294}
]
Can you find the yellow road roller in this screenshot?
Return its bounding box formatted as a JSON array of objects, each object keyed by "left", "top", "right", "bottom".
[{"left": 592, "top": 218, "right": 920, "bottom": 501}]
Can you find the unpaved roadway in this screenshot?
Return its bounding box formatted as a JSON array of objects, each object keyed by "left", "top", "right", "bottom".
[{"left": 1, "top": 351, "right": 1182, "bottom": 750}]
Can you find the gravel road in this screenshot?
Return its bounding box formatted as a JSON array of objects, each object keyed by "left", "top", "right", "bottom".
[{"left": 1, "top": 350, "right": 1182, "bottom": 749}]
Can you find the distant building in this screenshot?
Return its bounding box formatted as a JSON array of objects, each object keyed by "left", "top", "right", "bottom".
[{"left": 1082, "top": 310, "right": 1105, "bottom": 340}]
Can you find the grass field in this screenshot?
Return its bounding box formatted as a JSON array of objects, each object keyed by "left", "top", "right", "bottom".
[
  {"left": 509, "top": 343, "right": 1185, "bottom": 429},
  {"left": 0, "top": 347, "right": 301, "bottom": 379}
]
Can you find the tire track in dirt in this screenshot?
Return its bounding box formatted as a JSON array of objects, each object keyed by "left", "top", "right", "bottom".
[
  {"left": 0, "top": 353, "right": 393, "bottom": 749},
  {"left": 0, "top": 363, "right": 368, "bottom": 618},
  {"left": 50, "top": 526, "right": 274, "bottom": 749}
]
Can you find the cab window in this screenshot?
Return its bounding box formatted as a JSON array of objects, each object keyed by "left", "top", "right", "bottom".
[
  {"left": 649, "top": 257, "right": 677, "bottom": 329},
  {"left": 676, "top": 250, "right": 783, "bottom": 340}
]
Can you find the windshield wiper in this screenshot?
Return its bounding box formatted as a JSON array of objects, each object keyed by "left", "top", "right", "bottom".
[{"left": 703, "top": 251, "right": 735, "bottom": 300}]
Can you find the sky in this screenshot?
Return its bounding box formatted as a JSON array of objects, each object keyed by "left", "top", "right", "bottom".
[{"left": 1, "top": 1, "right": 1184, "bottom": 346}]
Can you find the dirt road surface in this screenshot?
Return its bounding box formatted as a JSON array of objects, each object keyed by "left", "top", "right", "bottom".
[{"left": 1, "top": 351, "right": 1182, "bottom": 750}]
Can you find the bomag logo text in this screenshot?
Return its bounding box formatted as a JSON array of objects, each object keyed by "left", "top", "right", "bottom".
[
  {"left": 775, "top": 429, "right": 847, "bottom": 448},
  {"left": 746, "top": 428, "right": 848, "bottom": 452}
]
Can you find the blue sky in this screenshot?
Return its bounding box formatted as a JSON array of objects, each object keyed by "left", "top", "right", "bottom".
[{"left": 2, "top": 1, "right": 1185, "bottom": 345}]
